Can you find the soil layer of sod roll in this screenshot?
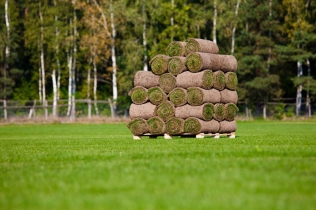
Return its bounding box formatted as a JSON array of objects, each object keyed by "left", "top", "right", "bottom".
[
  {"left": 159, "top": 73, "right": 176, "bottom": 93},
  {"left": 149, "top": 54, "right": 170, "bottom": 75},
  {"left": 219, "top": 120, "right": 237, "bottom": 133},
  {"left": 134, "top": 71, "right": 160, "bottom": 88},
  {"left": 166, "top": 41, "right": 187, "bottom": 57},
  {"left": 175, "top": 103, "right": 214, "bottom": 120},
  {"left": 185, "top": 52, "right": 221, "bottom": 73},
  {"left": 225, "top": 72, "right": 238, "bottom": 90},
  {"left": 147, "top": 116, "right": 165, "bottom": 135},
  {"left": 148, "top": 86, "right": 167, "bottom": 105},
  {"left": 213, "top": 103, "right": 225, "bottom": 121},
  {"left": 176, "top": 70, "right": 213, "bottom": 89},
  {"left": 219, "top": 55, "right": 238, "bottom": 72},
  {"left": 155, "top": 100, "right": 175, "bottom": 121},
  {"left": 168, "top": 56, "right": 187, "bottom": 75},
  {"left": 201, "top": 119, "right": 220, "bottom": 133},
  {"left": 184, "top": 117, "right": 202, "bottom": 134},
  {"left": 127, "top": 118, "right": 149, "bottom": 136},
  {"left": 213, "top": 70, "right": 226, "bottom": 90},
  {"left": 129, "top": 102, "right": 156, "bottom": 119},
  {"left": 128, "top": 86, "right": 148, "bottom": 105},
  {"left": 166, "top": 117, "right": 184, "bottom": 135},
  {"left": 220, "top": 89, "right": 238, "bottom": 104},
  {"left": 169, "top": 87, "right": 188, "bottom": 107},
  {"left": 187, "top": 87, "right": 220, "bottom": 106},
  {"left": 224, "top": 103, "right": 239, "bottom": 121},
  {"left": 184, "top": 38, "right": 219, "bottom": 56}
]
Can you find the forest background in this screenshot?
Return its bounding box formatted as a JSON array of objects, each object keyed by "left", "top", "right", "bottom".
[{"left": 1, "top": 0, "right": 316, "bottom": 119}]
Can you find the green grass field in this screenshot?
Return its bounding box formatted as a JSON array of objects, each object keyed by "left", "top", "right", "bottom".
[{"left": 1, "top": 121, "right": 316, "bottom": 210}]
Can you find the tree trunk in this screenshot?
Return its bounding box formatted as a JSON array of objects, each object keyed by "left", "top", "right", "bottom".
[
  {"left": 110, "top": 0, "right": 117, "bottom": 114},
  {"left": 4, "top": 0, "right": 10, "bottom": 101},
  {"left": 306, "top": 59, "right": 311, "bottom": 117},
  {"left": 52, "top": 69, "right": 57, "bottom": 117},
  {"left": 213, "top": 0, "right": 217, "bottom": 44},
  {"left": 93, "top": 54, "right": 99, "bottom": 116},
  {"left": 142, "top": 0, "right": 148, "bottom": 71},
  {"left": 296, "top": 61, "right": 303, "bottom": 116},
  {"left": 54, "top": 0, "right": 61, "bottom": 100},
  {"left": 231, "top": 0, "right": 241, "bottom": 55}
]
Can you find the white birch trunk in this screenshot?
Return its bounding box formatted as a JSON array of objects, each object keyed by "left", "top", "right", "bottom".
[
  {"left": 142, "top": 1, "right": 148, "bottom": 71},
  {"left": 296, "top": 61, "right": 303, "bottom": 116},
  {"left": 267, "top": 0, "right": 272, "bottom": 70},
  {"left": 213, "top": 0, "right": 217, "bottom": 44},
  {"left": 67, "top": 49, "right": 73, "bottom": 116},
  {"left": 92, "top": 0, "right": 118, "bottom": 115},
  {"left": 231, "top": 0, "right": 241, "bottom": 55},
  {"left": 93, "top": 55, "right": 99, "bottom": 116},
  {"left": 306, "top": 59, "right": 311, "bottom": 117},
  {"left": 54, "top": 0, "right": 61, "bottom": 100},
  {"left": 4, "top": 0, "right": 10, "bottom": 100},
  {"left": 39, "top": 2, "right": 46, "bottom": 107},
  {"left": 52, "top": 69, "right": 57, "bottom": 117}
]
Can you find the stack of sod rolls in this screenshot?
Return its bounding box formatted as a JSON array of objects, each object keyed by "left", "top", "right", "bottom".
[{"left": 127, "top": 38, "right": 238, "bottom": 138}]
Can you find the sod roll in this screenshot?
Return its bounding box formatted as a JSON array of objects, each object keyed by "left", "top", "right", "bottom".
[
  {"left": 213, "top": 70, "right": 226, "bottom": 91},
  {"left": 147, "top": 116, "right": 166, "bottom": 135},
  {"left": 128, "top": 86, "right": 148, "bottom": 105},
  {"left": 184, "top": 38, "right": 219, "bottom": 56},
  {"left": 134, "top": 70, "right": 160, "bottom": 88},
  {"left": 159, "top": 73, "right": 177, "bottom": 93},
  {"left": 224, "top": 103, "right": 239, "bottom": 121},
  {"left": 149, "top": 54, "right": 170, "bottom": 75},
  {"left": 166, "top": 117, "right": 184, "bottom": 135},
  {"left": 184, "top": 117, "right": 202, "bottom": 134},
  {"left": 219, "top": 55, "right": 238, "bottom": 72},
  {"left": 219, "top": 120, "right": 237, "bottom": 133},
  {"left": 175, "top": 103, "right": 214, "bottom": 120},
  {"left": 168, "top": 87, "right": 188, "bottom": 107},
  {"left": 127, "top": 118, "right": 149, "bottom": 136},
  {"left": 155, "top": 100, "right": 175, "bottom": 121},
  {"left": 213, "top": 103, "right": 225, "bottom": 121},
  {"left": 176, "top": 70, "right": 213, "bottom": 89},
  {"left": 225, "top": 72, "right": 238, "bottom": 90},
  {"left": 187, "top": 87, "right": 220, "bottom": 106},
  {"left": 220, "top": 89, "right": 238, "bottom": 104},
  {"left": 201, "top": 119, "right": 220, "bottom": 133},
  {"left": 148, "top": 86, "right": 167, "bottom": 105},
  {"left": 129, "top": 102, "right": 156, "bottom": 119},
  {"left": 166, "top": 41, "right": 187, "bottom": 57},
  {"left": 185, "top": 52, "right": 221, "bottom": 73},
  {"left": 168, "top": 56, "right": 187, "bottom": 75}
]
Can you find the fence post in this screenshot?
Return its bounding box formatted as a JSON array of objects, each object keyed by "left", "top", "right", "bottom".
[
  {"left": 88, "top": 99, "right": 91, "bottom": 119},
  {"left": 4, "top": 100, "right": 7, "bottom": 120}
]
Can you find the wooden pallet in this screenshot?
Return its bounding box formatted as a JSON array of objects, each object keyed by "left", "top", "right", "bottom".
[{"left": 133, "top": 132, "right": 235, "bottom": 140}]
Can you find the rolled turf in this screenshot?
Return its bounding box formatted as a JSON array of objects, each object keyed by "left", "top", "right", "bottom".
[
  {"left": 219, "top": 120, "right": 237, "bottom": 133},
  {"left": 129, "top": 102, "right": 156, "bottom": 119},
  {"left": 127, "top": 118, "right": 149, "bottom": 136},
  {"left": 213, "top": 70, "right": 226, "bottom": 91},
  {"left": 169, "top": 87, "right": 188, "bottom": 107},
  {"left": 128, "top": 86, "right": 148, "bottom": 105},
  {"left": 175, "top": 103, "right": 214, "bottom": 120},
  {"left": 184, "top": 117, "right": 202, "bottom": 134},
  {"left": 148, "top": 86, "right": 167, "bottom": 105},
  {"left": 220, "top": 89, "right": 238, "bottom": 104},
  {"left": 159, "top": 73, "right": 176, "bottom": 93},
  {"left": 224, "top": 103, "right": 239, "bottom": 121},
  {"left": 219, "top": 55, "right": 238, "bottom": 72},
  {"left": 166, "top": 117, "right": 184, "bottom": 135},
  {"left": 134, "top": 71, "right": 160, "bottom": 88},
  {"left": 187, "top": 87, "right": 220, "bottom": 106},
  {"left": 155, "top": 101, "right": 175, "bottom": 121},
  {"left": 225, "top": 72, "right": 238, "bottom": 90},
  {"left": 168, "top": 56, "right": 187, "bottom": 75},
  {"left": 184, "top": 38, "right": 219, "bottom": 56},
  {"left": 201, "top": 119, "right": 220, "bottom": 133},
  {"left": 149, "top": 54, "right": 170, "bottom": 75},
  {"left": 147, "top": 116, "right": 166, "bottom": 135},
  {"left": 166, "top": 41, "right": 187, "bottom": 57},
  {"left": 176, "top": 70, "right": 213, "bottom": 89},
  {"left": 213, "top": 103, "right": 225, "bottom": 121},
  {"left": 185, "top": 52, "right": 221, "bottom": 73}
]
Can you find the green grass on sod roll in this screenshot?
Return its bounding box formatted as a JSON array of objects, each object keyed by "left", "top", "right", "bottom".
[
  {"left": 202, "top": 103, "right": 214, "bottom": 120},
  {"left": 1, "top": 121, "right": 316, "bottom": 210}
]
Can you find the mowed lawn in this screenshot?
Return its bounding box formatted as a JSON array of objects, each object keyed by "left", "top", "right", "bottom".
[{"left": 0, "top": 121, "right": 316, "bottom": 210}]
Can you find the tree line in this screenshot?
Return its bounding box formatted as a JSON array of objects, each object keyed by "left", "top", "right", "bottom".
[{"left": 1, "top": 0, "right": 316, "bottom": 117}]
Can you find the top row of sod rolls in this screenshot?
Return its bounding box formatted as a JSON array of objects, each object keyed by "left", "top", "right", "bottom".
[{"left": 149, "top": 38, "right": 237, "bottom": 76}]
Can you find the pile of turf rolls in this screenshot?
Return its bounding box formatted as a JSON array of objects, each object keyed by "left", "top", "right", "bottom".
[{"left": 127, "top": 38, "right": 239, "bottom": 137}]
